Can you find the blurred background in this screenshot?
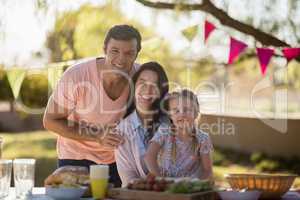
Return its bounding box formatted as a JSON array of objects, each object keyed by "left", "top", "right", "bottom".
[{"left": 0, "top": 0, "right": 299, "bottom": 187}]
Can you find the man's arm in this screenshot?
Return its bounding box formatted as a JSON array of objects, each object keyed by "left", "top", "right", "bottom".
[{"left": 43, "top": 96, "right": 123, "bottom": 147}]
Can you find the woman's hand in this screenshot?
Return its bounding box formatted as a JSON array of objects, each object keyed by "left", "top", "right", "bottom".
[
  {"left": 144, "top": 142, "right": 161, "bottom": 176},
  {"left": 199, "top": 153, "right": 213, "bottom": 180}
]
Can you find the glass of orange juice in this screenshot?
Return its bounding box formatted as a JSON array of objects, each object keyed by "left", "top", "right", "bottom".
[{"left": 90, "top": 165, "right": 109, "bottom": 199}]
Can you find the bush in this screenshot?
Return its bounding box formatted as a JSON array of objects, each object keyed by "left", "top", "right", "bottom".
[
  {"left": 214, "top": 147, "right": 300, "bottom": 175},
  {"left": 213, "top": 150, "right": 231, "bottom": 166},
  {"left": 19, "top": 73, "right": 49, "bottom": 109},
  {"left": 0, "top": 67, "right": 50, "bottom": 109},
  {"left": 250, "top": 152, "right": 265, "bottom": 163},
  {"left": 256, "top": 159, "right": 280, "bottom": 172}
]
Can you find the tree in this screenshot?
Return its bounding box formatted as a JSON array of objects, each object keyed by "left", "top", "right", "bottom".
[
  {"left": 136, "top": 0, "right": 300, "bottom": 47},
  {"left": 46, "top": 3, "right": 157, "bottom": 62},
  {"left": 45, "top": 2, "right": 213, "bottom": 87},
  {"left": 134, "top": 0, "right": 300, "bottom": 91}
]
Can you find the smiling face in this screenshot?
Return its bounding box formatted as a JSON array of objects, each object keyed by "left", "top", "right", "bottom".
[
  {"left": 103, "top": 38, "right": 138, "bottom": 78},
  {"left": 168, "top": 96, "right": 199, "bottom": 132},
  {"left": 134, "top": 70, "right": 160, "bottom": 114}
]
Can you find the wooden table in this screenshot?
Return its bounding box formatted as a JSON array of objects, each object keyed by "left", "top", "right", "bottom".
[{"left": 5, "top": 188, "right": 300, "bottom": 200}]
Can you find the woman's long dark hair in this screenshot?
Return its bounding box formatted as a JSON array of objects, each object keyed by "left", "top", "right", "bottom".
[{"left": 125, "top": 61, "right": 169, "bottom": 134}]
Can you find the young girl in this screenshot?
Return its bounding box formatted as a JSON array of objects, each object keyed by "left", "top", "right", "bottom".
[{"left": 144, "top": 89, "right": 213, "bottom": 180}]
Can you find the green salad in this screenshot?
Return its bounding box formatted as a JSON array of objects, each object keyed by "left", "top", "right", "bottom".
[{"left": 168, "top": 179, "right": 213, "bottom": 194}]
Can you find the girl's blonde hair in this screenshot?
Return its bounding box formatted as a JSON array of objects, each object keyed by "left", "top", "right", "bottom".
[{"left": 163, "top": 89, "right": 199, "bottom": 115}]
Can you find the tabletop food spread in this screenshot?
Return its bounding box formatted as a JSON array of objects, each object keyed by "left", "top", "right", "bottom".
[{"left": 3, "top": 168, "right": 300, "bottom": 200}]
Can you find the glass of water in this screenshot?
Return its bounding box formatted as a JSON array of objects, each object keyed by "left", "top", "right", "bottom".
[
  {"left": 0, "top": 159, "right": 12, "bottom": 198},
  {"left": 13, "top": 159, "right": 35, "bottom": 199}
]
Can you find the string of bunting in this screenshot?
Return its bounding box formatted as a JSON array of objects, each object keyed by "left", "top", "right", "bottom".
[
  {"left": 1, "top": 36, "right": 165, "bottom": 101},
  {"left": 181, "top": 20, "right": 300, "bottom": 75},
  {"left": 3, "top": 60, "right": 76, "bottom": 100},
  {"left": 2, "top": 23, "right": 300, "bottom": 100}
]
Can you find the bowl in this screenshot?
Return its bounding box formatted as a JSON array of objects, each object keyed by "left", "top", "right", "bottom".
[
  {"left": 225, "top": 173, "right": 297, "bottom": 199},
  {"left": 218, "top": 190, "right": 262, "bottom": 200},
  {"left": 46, "top": 186, "right": 87, "bottom": 200}
]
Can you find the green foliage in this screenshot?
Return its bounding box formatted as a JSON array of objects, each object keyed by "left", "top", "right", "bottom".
[
  {"left": 168, "top": 180, "right": 212, "bottom": 193},
  {"left": 250, "top": 152, "right": 265, "bottom": 163},
  {"left": 213, "top": 149, "right": 228, "bottom": 166},
  {"left": 19, "top": 73, "right": 49, "bottom": 109},
  {"left": 213, "top": 148, "right": 300, "bottom": 175},
  {"left": 45, "top": 2, "right": 210, "bottom": 89},
  {"left": 46, "top": 3, "right": 152, "bottom": 62},
  {"left": 255, "top": 160, "right": 280, "bottom": 172},
  {"left": 0, "top": 67, "right": 50, "bottom": 109}
]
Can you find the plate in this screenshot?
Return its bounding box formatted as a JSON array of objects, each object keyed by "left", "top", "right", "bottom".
[
  {"left": 45, "top": 186, "right": 87, "bottom": 200},
  {"left": 218, "top": 190, "right": 262, "bottom": 200}
]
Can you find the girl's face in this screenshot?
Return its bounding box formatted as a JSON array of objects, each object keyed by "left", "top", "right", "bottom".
[
  {"left": 168, "top": 96, "right": 199, "bottom": 132},
  {"left": 135, "top": 70, "right": 160, "bottom": 114}
]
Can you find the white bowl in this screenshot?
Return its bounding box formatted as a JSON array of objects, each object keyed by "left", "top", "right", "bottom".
[
  {"left": 218, "top": 190, "right": 262, "bottom": 200},
  {"left": 46, "top": 186, "right": 87, "bottom": 200}
]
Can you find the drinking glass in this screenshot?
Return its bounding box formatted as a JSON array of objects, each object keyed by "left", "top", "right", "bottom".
[
  {"left": 13, "top": 159, "right": 35, "bottom": 199},
  {"left": 90, "top": 165, "right": 109, "bottom": 199},
  {"left": 0, "top": 159, "right": 12, "bottom": 199}
]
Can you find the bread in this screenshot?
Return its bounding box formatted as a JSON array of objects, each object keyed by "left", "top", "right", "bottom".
[{"left": 44, "top": 166, "right": 89, "bottom": 186}]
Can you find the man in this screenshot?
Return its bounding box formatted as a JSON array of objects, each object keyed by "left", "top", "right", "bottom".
[{"left": 43, "top": 25, "right": 141, "bottom": 187}]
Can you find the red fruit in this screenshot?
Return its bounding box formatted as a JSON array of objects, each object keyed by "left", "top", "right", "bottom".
[{"left": 146, "top": 173, "right": 156, "bottom": 182}]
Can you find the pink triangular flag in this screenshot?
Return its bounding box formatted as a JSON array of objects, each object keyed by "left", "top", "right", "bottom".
[
  {"left": 282, "top": 47, "right": 300, "bottom": 62},
  {"left": 204, "top": 20, "right": 216, "bottom": 43},
  {"left": 228, "top": 37, "right": 248, "bottom": 64},
  {"left": 256, "top": 47, "right": 274, "bottom": 75}
]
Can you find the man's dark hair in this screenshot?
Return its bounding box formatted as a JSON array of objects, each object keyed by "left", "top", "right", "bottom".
[{"left": 104, "top": 24, "right": 142, "bottom": 53}]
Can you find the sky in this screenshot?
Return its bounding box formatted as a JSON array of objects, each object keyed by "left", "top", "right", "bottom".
[
  {"left": 0, "top": 0, "right": 293, "bottom": 68},
  {"left": 0, "top": 0, "right": 206, "bottom": 68}
]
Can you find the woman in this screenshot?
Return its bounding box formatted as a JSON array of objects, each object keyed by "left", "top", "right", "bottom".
[{"left": 115, "top": 61, "right": 169, "bottom": 187}]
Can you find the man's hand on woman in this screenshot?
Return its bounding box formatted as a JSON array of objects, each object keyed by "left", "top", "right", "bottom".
[{"left": 96, "top": 124, "right": 124, "bottom": 148}]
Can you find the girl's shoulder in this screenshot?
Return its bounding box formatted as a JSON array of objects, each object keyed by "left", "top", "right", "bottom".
[
  {"left": 151, "top": 122, "right": 172, "bottom": 145},
  {"left": 195, "top": 129, "right": 214, "bottom": 153},
  {"left": 195, "top": 129, "right": 211, "bottom": 142}
]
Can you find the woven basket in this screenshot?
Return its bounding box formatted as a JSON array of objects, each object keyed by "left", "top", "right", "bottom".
[{"left": 225, "top": 173, "right": 297, "bottom": 199}]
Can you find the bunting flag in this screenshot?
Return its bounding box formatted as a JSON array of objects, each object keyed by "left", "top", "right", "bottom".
[
  {"left": 228, "top": 37, "right": 248, "bottom": 64},
  {"left": 282, "top": 47, "right": 300, "bottom": 62},
  {"left": 256, "top": 47, "right": 274, "bottom": 75},
  {"left": 47, "top": 65, "right": 64, "bottom": 89},
  {"left": 204, "top": 20, "right": 216, "bottom": 43},
  {"left": 6, "top": 68, "right": 26, "bottom": 99},
  {"left": 182, "top": 25, "right": 199, "bottom": 42}
]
